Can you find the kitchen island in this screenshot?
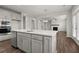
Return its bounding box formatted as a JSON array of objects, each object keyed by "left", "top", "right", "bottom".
[{"left": 11, "top": 30, "right": 57, "bottom": 53}]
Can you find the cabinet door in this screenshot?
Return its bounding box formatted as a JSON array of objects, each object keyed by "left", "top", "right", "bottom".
[
  {"left": 23, "top": 37, "right": 31, "bottom": 53},
  {"left": 11, "top": 31, "right": 17, "bottom": 47},
  {"left": 11, "top": 31, "right": 16, "bottom": 38},
  {"left": 11, "top": 37, "right": 17, "bottom": 47},
  {"left": 17, "top": 34, "right": 23, "bottom": 50},
  {"left": 44, "top": 37, "right": 49, "bottom": 53},
  {"left": 32, "top": 39, "right": 42, "bottom": 53},
  {"left": 44, "top": 36, "right": 52, "bottom": 53}
]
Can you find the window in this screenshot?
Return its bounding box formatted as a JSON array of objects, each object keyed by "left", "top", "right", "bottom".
[
  {"left": 23, "top": 16, "right": 26, "bottom": 29},
  {"left": 72, "top": 15, "right": 77, "bottom": 38},
  {"left": 72, "top": 11, "right": 79, "bottom": 40},
  {"left": 32, "top": 19, "right": 35, "bottom": 30},
  {"left": 76, "top": 12, "right": 79, "bottom": 40}
]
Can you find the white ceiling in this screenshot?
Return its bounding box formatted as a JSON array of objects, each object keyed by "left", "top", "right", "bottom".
[{"left": 1, "top": 5, "right": 72, "bottom": 16}]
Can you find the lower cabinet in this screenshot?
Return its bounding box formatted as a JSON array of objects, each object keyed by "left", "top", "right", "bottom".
[
  {"left": 11, "top": 37, "right": 17, "bottom": 48},
  {"left": 17, "top": 32, "right": 31, "bottom": 52},
  {"left": 17, "top": 32, "right": 52, "bottom": 53},
  {"left": 44, "top": 37, "right": 49, "bottom": 53},
  {"left": 32, "top": 39, "right": 42, "bottom": 53},
  {"left": 11, "top": 31, "right": 17, "bottom": 47},
  {"left": 17, "top": 34, "right": 23, "bottom": 50},
  {"left": 44, "top": 36, "right": 52, "bottom": 53},
  {"left": 22, "top": 37, "right": 31, "bottom": 53}
]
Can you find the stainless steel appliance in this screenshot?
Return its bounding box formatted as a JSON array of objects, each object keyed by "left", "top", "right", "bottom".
[
  {"left": 0, "top": 26, "right": 11, "bottom": 33},
  {"left": 0, "top": 21, "right": 11, "bottom": 33}
]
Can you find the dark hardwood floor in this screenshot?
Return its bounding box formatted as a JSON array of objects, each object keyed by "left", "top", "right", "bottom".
[
  {"left": 0, "top": 39, "right": 23, "bottom": 53},
  {"left": 57, "top": 31, "right": 79, "bottom": 53}
]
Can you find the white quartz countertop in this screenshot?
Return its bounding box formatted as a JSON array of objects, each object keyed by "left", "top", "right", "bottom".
[{"left": 12, "top": 29, "right": 57, "bottom": 36}]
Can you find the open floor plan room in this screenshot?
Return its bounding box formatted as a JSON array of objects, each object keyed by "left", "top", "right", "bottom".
[{"left": 0, "top": 5, "right": 79, "bottom": 53}]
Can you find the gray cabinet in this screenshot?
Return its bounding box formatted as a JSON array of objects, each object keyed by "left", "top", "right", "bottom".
[
  {"left": 17, "top": 33, "right": 23, "bottom": 50},
  {"left": 32, "top": 34, "right": 43, "bottom": 53},
  {"left": 23, "top": 37, "right": 31, "bottom": 53},
  {"left": 44, "top": 36, "right": 52, "bottom": 53},
  {"left": 11, "top": 37, "right": 17, "bottom": 47},
  {"left": 22, "top": 33, "right": 31, "bottom": 52},
  {"left": 17, "top": 32, "right": 53, "bottom": 53},
  {"left": 11, "top": 31, "right": 17, "bottom": 48},
  {"left": 17, "top": 32, "right": 31, "bottom": 52},
  {"left": 11, "top": 31, "right": 17, "bottom": 38},
  {"left": 32, "top": 39, "right": 42, "bottom": 53},
  {"left": 44, "top": 37, "right": 49, "bottom": 53}
]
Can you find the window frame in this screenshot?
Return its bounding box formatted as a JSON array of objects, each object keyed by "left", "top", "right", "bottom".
[{"left": 72, "top": 10, "right": 79, "bottom": 40}]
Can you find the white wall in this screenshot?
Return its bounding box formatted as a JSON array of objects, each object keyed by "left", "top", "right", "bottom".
[
  {"left": 38, "top": 11, "right": 72, "bottom": 33},
  {"left": 34, "top": 14, "right": 67, "bottom": 31},
  {"left": 0, "top": 8, "right": 11, "bottom": 20},
  {"left": 71, "top": 5, "right": 79, "bottom": 45},
  {"left": 51, "top": 15, "right": 67, "bottom": 31},
  {"left": 66, "top": 10, "right": 72, "bottom": 37},
  {"left": 65, "top": 6, "right": 79, "bottom": 38},
  {"left": 0, "top": 8, "right": 21, "bottom": 30},
  {"left": 21, "top": 13, "right": 33, "bottom": 31},
  {"left": 0, "top": 8, "right": 21, "bottom": 41},
  {"left": 21, "top": 12, "right": 68, "bottom": 31}
]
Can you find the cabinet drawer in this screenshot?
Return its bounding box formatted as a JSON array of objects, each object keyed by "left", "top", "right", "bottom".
[
  {"left": 17, "top": 32, "right": 31, "bottom": 38},
  {"left": 32, "top": 34, "right": 43, "bottom": 41}
]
